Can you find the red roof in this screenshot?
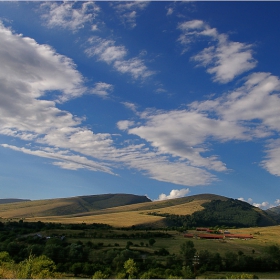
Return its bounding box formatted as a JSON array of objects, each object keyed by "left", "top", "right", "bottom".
[
  {"left": 224, "top": 234, "right": 253, "bottom": 239},
  {"left": 196, "top": 227, "right": 208, "bottom": 231}
]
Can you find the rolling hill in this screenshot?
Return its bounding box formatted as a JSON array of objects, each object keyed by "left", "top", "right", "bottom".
[
  {"left": 0, "top": 198, "right": 30, "bottom": 204},
  {"left": 0, "top": 193, "right": 151, "bottom": 218},
  {"left": 265, "top": 205, "right": 280, "bottom": 223},
  {"left": 0, "top": 193, "right": 279, "bottom": 228}
]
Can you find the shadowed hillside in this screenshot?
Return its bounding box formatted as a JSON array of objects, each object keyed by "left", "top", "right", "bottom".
[
  {"left": 0, "top": 193, "right": 278, "bottom": 228},
  {"left": 265, "top": 205, "right": 280, "bottom": 223},
  {"left": 0, "top": 199, "right": 31, "bottom": 204},
  {"left": 0, "top": 194, "right": 151, "bottom": 218}
]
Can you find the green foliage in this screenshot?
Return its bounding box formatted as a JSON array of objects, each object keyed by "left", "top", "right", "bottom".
[
  {"left": 0, "top": 251, "right": 12, "bottom": 263},
  {"left": 148, "top": 238, "right": 156, "bottom": 246},
  {"left": 180, "top": 240, "right": 196, "bottom": 265},
  {"left": 155, "top": 199, "right": 277, "bottom": 228},
  {"left": 182, "top": 265, "right": 195, "bottom": 279},
  {"left": 17, "top": 254, "right": 57, "bottom": 279},
  {"left": 124, "top": 258, "right": 138, "bottom": 279},
  {"left": 92, "top": 270, "right": 109, "bottom": 279}
]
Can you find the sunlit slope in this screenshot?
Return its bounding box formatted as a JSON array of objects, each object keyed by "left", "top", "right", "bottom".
[
  {"left": 1, "top": 193, "right": 277, "bottom": 228},
  {"left": 23, "top": 195, "right": 218, "bottom": 227},
  {"left": 0, "top": 193, "right": 151, "bottom": 219}
]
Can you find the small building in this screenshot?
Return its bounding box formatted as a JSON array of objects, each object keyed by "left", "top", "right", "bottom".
[{"left": 196, "top": 227, "right": 208, "bottom": 231}]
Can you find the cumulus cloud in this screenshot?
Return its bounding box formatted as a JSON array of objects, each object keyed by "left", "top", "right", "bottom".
[
  {"left": 40, "top": 1, "right": 100, "bottom": 31},
  {"left": 112, "top": 1, "right": 149, "bottom": 29},
  {"left": 178, "top": 20, "right": 257, "bottom": 83},
  {"left": 238, "top": 197, "right": 275, "bottom": 210},
  {"left": 85, "top": 36, "right": 154, "bottom": 80},
  {"left": 156, "top": 188, "right": 190, "bottom": 201}
]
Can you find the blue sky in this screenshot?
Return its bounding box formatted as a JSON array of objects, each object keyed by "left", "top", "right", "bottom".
[{"left": 0, "top": 1, "right": 280, "bottom": 209}]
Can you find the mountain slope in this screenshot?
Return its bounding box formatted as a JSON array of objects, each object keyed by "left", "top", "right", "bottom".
[
  {"left": 0, "top": 199, "right": 31, "bottom": 204},
  {"left": 0, "top": 194, "right": 151, "bottom": 218},
  {"left": 0, "top": 193, "right": 278, "bottom": 228},
  {"left": 265, "top": 205, "right": 280, "bottom": 223}
]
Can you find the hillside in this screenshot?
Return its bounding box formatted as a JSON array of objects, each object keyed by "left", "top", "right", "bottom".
[
  {"left": 0, "top": 193, "right": 151, "bottom": 218},
  {"left": 0, "top": 193, "right": 278, "bottom": 228},
  {"left": 265, "top": 205, "right": 280, "bottom": 223},
  {"left": 0, "top": 198, "right": 30, "bottom": 204}
]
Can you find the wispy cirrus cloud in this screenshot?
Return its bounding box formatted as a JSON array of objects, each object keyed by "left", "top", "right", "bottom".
[
  {"left": 40, "top": 1, "right": 100, "bottom": 31},
  {"left": 85, "top": 36, "right": 155, "bottom": 80},
  {"left": 0, "top": 21, "right": 215, "bottom": 187},
  {"left": 112, "top": 1, "right": 149, "bottom": 29},
  {"left": 178, "top": 20, "right": 257, "bottom": 83},
  {"left": 119, "top": 71, "right": 280, "bottom": 181}
]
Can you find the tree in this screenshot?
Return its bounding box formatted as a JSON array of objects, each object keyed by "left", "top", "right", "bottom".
[
  {"left": 124, "top": 258, "right": 138, "bottom": 279},
  {"left": 92, "top": 270, "right": 109, "bottom": 279},
  {"left": 180, "top": 240, "right": 196, "bottom": 266},
  {"left": 17, "top": 254, "right": 57, "bottom": 279},
  {"left": 148, "top": 238, "right": 156, "bottom": 246}
]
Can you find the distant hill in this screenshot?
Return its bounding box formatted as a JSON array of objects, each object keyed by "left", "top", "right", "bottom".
[
  {"left": 0, "top": 199, "right": 31, "bottom": 204},
  {"left": 265, "top": 205, "right": 280, "bottom": 223},
  {"left": 0, "top": 193, "right": 151, "bottom": 218},
  {"left": 0, "top": 193, "right": 278, "bottom": 228}
]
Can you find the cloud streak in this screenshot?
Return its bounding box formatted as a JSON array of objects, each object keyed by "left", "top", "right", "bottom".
[{"left": 85, "top": 36, "right": 154, "bottom": 80}]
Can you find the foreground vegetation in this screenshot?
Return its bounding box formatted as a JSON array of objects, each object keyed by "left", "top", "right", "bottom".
[{"left": 0, "top": 220, "right": 280, "bottom": 278}]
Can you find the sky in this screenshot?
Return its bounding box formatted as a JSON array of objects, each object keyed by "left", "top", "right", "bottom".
[{"left": 0, "top": 1, "right": 280, "bottom": 210}]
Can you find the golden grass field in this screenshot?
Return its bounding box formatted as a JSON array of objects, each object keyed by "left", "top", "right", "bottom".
[
  {"left": 0, "top": 199, "right": 72, "bottom": 218},
  {"left": 0, "top": 195, "right": 210, "bottom": 226},
  {"left": 1, "top": 199, "right": 211, "bottom": 228}
]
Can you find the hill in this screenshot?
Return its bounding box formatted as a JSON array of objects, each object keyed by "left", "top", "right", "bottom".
[
  {"left": 0, "top": 193, "right": 151, "bottom": 218},
  {"left": 0, "top": 198, "right": 31, "bottom": 204},
  {"left": 0, "top": 193, "right": 278, "bottom": 228},
  {"left": 265, "top": 205, "right": 280, "bottom": 223}
]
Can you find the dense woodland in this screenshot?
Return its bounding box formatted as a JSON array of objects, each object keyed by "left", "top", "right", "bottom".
[
  {"left": 148, "top": 199, "right": 277, "bottom": 228},
  {"left": 0, "top": 220, "right": 280, "bottom": 279}
]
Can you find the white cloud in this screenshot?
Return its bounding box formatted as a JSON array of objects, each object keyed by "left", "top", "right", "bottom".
[
  {"left": 193, "top": 41, "right": 257, "bottom": 84},
  {"left": 178, "top": 20, "right": 257, "bottom": 83},
  {"left": 126, "top": 109, "right": 245, "bottom": 172},
  {"left": 238, "top": 197, "right": 275, "bottom": 210},
  {"left": 40, "top": 2, "right": 100, "bottom": 31},
  {"left": 1, "top": 144, "right": 114, "bottom": 174},
  {"left": 0, "top": 21, "right": 217, "bottom": 187},
  {"left": 114, "top": 57, "right": 154, "bottom": 79},
  {"left": 86, "top": 37, "right": 127, "bottom": 63},
  {"left": 275, "top": 199, "right": 280, "bottom": 205},
  {"left": 253, "top": 201, "right": 271, "bottom": 209},
  {"left": 117, "top": 120, "right": 135, "bottom": 131},
  {"left": 122, "top": 102, "right": 138, "bottom": 112},
  {"left": 166, "top": 7, "right": 174, "bottom": 16},
  {"left": 112, "top": 1, "right": 149, "bottom": 29},
  {"left": 156, "top": 188, "right": 190, "bottom": 201},
  {"left": 86, "top": 36, "right": 154, "bottom": 80},
  {"left": 91, "top": 82, "right": 113, "bottom": 97},
  {"left": 261, "top": 139, "right": 280, "bottom": 176}
]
